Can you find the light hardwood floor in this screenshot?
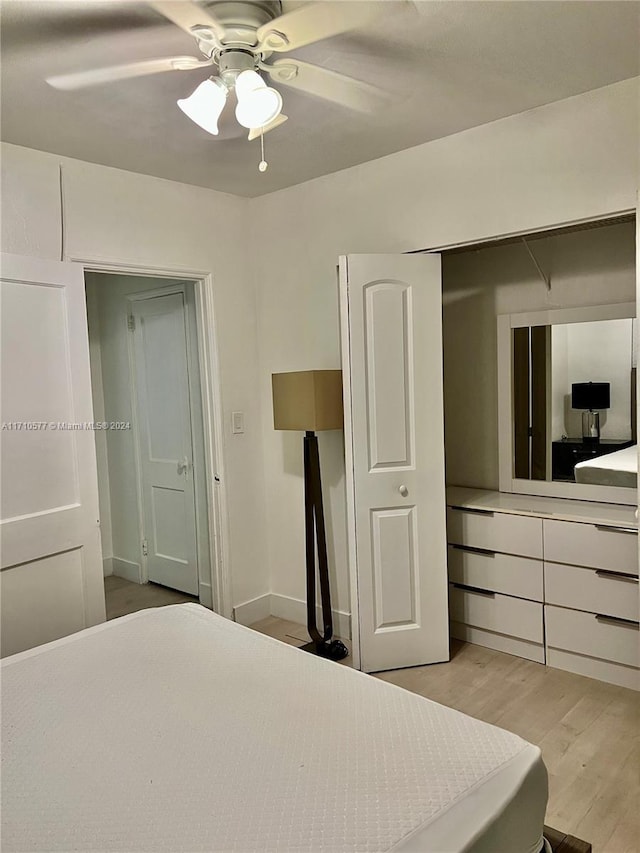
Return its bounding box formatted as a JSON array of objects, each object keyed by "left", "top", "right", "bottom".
[
  {"left": 250, "top": 616, "right": 639, "bottom": 853},
  {"left": 104, "top": 575, "right": 197, "bottom": 621}
]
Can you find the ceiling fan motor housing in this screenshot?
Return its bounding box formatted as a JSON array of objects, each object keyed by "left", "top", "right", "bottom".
[
  {"left": 203, "top": 1, "right": 282, "bottom": 45},
  {"left": 196, "top": 1, "right": 283, "bottom": 71},
  {"left": 218, "top": 48, "right": 258, "bottom": 85}
]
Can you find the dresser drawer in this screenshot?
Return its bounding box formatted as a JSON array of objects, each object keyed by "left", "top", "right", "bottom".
[
  {"left": 447, "top": 508, "right": 542, "bottom": 558},
  {"left": 544, "top": 562, "right": 639, "bottom": 622},
  {"left": 545, "top": 605, "right": 639, "bottom": 669},
  {"left": 448, "top": 545, "right": 543, "bottom": 601},
  {"left": 543, "top": 519, "right": 638, "bottom": 574},
  {"left": 449, "top": 583, "right": 543, "bottom": 643}
]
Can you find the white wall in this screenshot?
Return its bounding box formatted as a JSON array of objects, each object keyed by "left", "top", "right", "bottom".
[
  {"left": 0, "top": 143, "right": 269, "bottom": 612},
  {"left": 250, "top": 79, "right": 639, "bottom": 619}
]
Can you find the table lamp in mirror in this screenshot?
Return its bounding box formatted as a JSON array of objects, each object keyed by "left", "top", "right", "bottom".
[{"left": 571, "top": 381, "right": 610, "bottom": 442}]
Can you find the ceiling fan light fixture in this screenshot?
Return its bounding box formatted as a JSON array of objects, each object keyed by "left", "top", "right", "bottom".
[{"left": 177, "top": 77, "right": 227, "bottom": 136}]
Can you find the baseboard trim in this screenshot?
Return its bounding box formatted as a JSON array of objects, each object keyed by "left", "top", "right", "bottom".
[
  {"left": 451, "top": 621, "right": 545, "bottom": 664},
  {"left": 233, "top": 593, "right": 271, "bottom": 626},
  {"left": 102, "top": 557, "right": 114, "bottom": 578},
  {"left": 546, "top": 647, "right": 639, "bottom": 691},
  {"left": 270, "top": 593, "right": 351, "bottom": 640},
  {"left": 111, "top": 558, "right": 141, "bottom": 584},
  {"left": 198, "top": 581, "right": 213, "bottom": 610},
  {"left": 233, "top": 593, "right": 352, "bottom": 638}
]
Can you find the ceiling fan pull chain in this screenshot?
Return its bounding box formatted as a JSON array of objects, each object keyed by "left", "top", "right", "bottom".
[{"left": 258, "top": 128, "right": 268, "bottom": 173}]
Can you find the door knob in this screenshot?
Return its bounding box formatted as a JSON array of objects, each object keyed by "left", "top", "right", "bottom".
[
  {"left": 398, "top": 484, "right": 409, "bottom": 497},
  {"left": 177, "top": 456, "right": 190, "bottom": 475}
]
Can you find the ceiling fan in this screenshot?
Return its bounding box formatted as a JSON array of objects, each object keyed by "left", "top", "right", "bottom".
[{"left": 47, "top": 1, "right": 393, "bottom": 150}]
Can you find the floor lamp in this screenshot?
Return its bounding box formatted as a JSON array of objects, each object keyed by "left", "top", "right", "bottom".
[{"left": 272, "top": 370, "right": 349, "bottom": 661}]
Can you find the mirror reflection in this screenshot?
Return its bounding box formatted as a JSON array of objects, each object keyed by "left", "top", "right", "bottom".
[{"left": 513, "top": 318, "right": 637, "bottom": 488}]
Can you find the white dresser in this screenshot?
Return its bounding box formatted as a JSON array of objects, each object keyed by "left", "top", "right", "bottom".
[{"left": 446, "top": 488, "right": 639, "bottom": 690}]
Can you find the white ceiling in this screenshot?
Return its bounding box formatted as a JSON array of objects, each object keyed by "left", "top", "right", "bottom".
[{"left": 1, "top": 0, "right": 638, "bottom": 197}]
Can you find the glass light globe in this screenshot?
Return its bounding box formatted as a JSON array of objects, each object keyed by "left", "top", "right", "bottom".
[
  {"left": 177, "top": 78, "right": 227, "bottom": 136},
  {"left": 235, "top": 86, "right": 283, "bottom": 129},
  {"left": 234, "top": 69, "right": 265, "bottom": 98}
]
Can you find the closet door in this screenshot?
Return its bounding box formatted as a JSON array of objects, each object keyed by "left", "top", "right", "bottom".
[
  {"left": 0, "top": 253, "right": 104, "bottom": 656},
  {"left": 339, "top": 254, "right": 448, "bottom": 672}
]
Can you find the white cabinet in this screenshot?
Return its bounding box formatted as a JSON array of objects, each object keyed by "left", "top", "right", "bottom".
[
  {"left": 543, "top": 518, "right": 638, "bottom": 690},
  {"left": 447, "top": 507, "right": 543, "bottom": 558},
  {"left": 446, "top": 488, "right": 639, "bottom": 689},
  {"left": 446, "top": 504, "right": 545, "bottom": 664},
  {"left": 543, "top": 519, "right": 638, "bottom": 575},
  {"left": 448, "top": 546, "right": 543, "bottom": 601},
  {"left": 544, "top": 561, "right": 638, "bottom": 622},
  {"left": 545, "top": 605, "right": 639, "bottom": 690},
  {"left": 449, "top": 583, "right": 544, "bottom": 663}
]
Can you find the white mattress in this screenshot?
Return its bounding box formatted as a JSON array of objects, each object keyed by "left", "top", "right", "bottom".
[
  {"left": 574, "top": 443, "right": 638, "bottom": 487},
  {"left": 1, "top": 604, "right": 547, "bottom": 853}
]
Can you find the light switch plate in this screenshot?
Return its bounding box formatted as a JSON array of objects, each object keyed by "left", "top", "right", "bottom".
[{"left": 232, "top": 411, "right": 245, "bottom": 434}]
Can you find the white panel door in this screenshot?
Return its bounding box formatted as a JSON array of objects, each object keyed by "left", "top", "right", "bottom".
[
  {"left": 0, "top": 253, "right": 104, "bottom": 655},
  {"left": 340, "top": 254, "right": 449, "bottom": 672},
  {"left": 130, "top": 292, "right": 198, "bottom": 595}
]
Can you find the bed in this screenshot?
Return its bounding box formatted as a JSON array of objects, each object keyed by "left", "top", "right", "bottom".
[
  {"left": 574, "top": 443, "right": 638, "bottom": 488},
  {"left": 1, "top": 604, "right": 548, "bottom": 853}
]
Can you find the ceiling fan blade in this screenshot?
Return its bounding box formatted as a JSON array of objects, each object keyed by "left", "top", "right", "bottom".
[
  {"left": 148, "top": 1, "right": 226, "bottom": 42},
  {"left": 257, "top": 1, "right": 388, "bottom": 52},
  {"left": 247, "top": 114, "right": 288, "bottom": 141},
  {"left": 47, "top": 56, "right": 214, "bottom": 91},
  {"left": 265, "top": 59, "right": 387, "bottom": 113}
]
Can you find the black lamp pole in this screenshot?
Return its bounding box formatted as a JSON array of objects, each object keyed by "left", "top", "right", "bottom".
[{"left": 299, "top": 431, "right": 348, "bottom": 661}]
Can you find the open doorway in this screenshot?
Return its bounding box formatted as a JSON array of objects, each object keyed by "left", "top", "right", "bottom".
[{"left": 85, "top": 272, "right": 212, "bottom": 620}]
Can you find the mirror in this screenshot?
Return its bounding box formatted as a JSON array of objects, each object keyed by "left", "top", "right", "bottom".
[{"left": 497, "top": 303, "right": 637, "bottom": 504}]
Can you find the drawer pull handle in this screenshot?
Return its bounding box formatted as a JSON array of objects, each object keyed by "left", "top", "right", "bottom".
[
  {"left": 595, "top": 614, "right": 639, "bottom": 629},
  {"left": 451, "top": 544, "right": 496, "bottom": 557},
  {"left": 594, "top": 525, "right": 637, "bottom": 535},
  {"left": 595, "top": 569, "right": 638, "bottom": 583},
  {"left": 452, "top": 583, "right": 495, "bottom": 598},
  {"left": 450, "top": 505, "right": 494, "bottom": 516}
]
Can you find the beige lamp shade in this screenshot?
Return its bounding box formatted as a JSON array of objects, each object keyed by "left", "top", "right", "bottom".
[{"left": 272, "top": 370, "right": 343, "bottom": 431}]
